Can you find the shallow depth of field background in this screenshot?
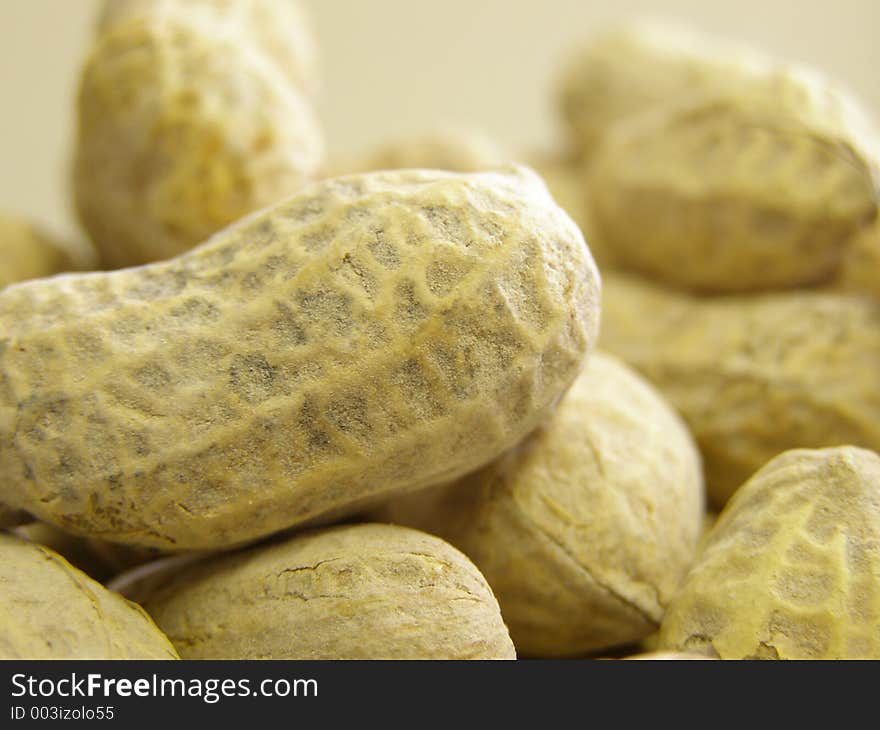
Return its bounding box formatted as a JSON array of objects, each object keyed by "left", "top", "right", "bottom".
[{"left": 0, "top": 0, "right": 877, "bottom": 240}]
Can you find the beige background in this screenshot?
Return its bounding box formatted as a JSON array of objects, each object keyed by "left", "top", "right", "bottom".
[{"left": 0, "top": 0, "right": 877, "bottom": 239}]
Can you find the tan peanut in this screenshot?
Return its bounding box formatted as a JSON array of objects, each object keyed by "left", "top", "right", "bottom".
[
  {"left": 74, "top": 3, "right": 323, "bottom": 268},
  {"left": 600, "top": 274, "right": 880, "bottom": 507},
  {"left": 1, "top": 217, "right": 98, "bottom": 524},
  {"left": 0, "top": 533, "right": 178, "bottom": 659},
  {"left": 557, "top": 21, "right": 771, "bottom": 157},
  {"left": 136, "top": 523, "right": 517, "bottom": 659},
  {"left": 0, "top": 167, "right": 600, "bottom": 550},
  {"left": 659, "top": 447, "right": 880, "bottom": 659},
  {"left": 588, "top": 78, "right": 878, "bottom": 293},
  {"left": 97, "top": 0, "right": 319, "bottom": 97}
]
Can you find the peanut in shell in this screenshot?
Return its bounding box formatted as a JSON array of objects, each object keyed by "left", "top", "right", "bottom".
[
  {"left": 139, "top": 523, "right": 517, "bottom": 659},
  {"left": 557, "top": 21, "right": 770, "bottom": 157},
  {"left": 74, "top": 9, "right": 323, "bottom": 268},
  {"left": 0, "top": 167, "right": 600, "bottom": 550},
  {"left": 0, "top": 533, "right": 178, "bottom": 659},
  {"left": 589, "top": 81, "right": 879, "bottom": 293},
  {"left": 600, "top": 274, "right": 880, "bottom": 506},
  {"left": 97, "top": 0, "right": 319, "bottom": 97},
  {"left": 659, "top": 446, "right": 880, "bottom": 659}
]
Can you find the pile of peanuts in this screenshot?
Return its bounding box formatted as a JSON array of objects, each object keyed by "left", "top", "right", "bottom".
[{"left": 1, "top": 3, "right": 878, "bottom": 660}]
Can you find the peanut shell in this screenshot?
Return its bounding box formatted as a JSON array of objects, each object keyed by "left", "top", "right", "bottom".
[
  {"left": 600, "top": 274, "right": 880, "bottom": 506},
  {"left": 0, "top": 533, "right": 178, "bottom": 659},
  {"left": 589, "top": 80, "right": 878, "bottom": 292},
  {"left": 140, "top": 523, "right": 517, "bottom": 659},
  {"left": 74, "top": 12, "right": 323, "bottom": 267},
  {"left": 97, "top": 0, "right": 319, "bottom": 96},
  {"left": 659, "top": 446, "right": 880, "bottom": 659},
  {"left": 0, "top": 167, "right": 600, "bottom": 549}
]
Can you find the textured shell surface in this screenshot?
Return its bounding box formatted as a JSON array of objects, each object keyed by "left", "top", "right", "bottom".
[
  {"left": 374, "top": 350, "right": 704, "bottom": 657},
  {"left": 589, "top": 78, "right": 879, "bottom": 293},
  {"left": 74, "top": 11, "right": 323, "bottom": 268},
  {"left": 558, "top": 21, "right": 771, "bottom": 156},
  {"left": 659, "top": 446, "right": 880, "bottom": 659},
  {"left": 0, "top": 533, "right": 178, "bottom": 659},
  {"left": 140, "top": 523, "right": 517, "bottom": 659},
  {"left": 600, "top": 274, "right": 880, "bottom": 506},
  {"left": 0, "top": 166, "right": 600, "bottom": 550},
  {"left": 1, "top": 215, "right": 97, "bottom": 529},
  {"left": 97, "top": 0, "right": 319, "bottom": 96}
]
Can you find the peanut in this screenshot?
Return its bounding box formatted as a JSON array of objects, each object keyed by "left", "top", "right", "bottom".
[
  {"left": 658, "top": 446, "right": 880, "bottom": 659},
  {"left": 74, "top": 4, "right": 323, "bottom": 267},
  {"left": 600, "top": 274, "right": 880, "bottom": 506},
  {"left": 589, "top": 80, "right": 878, "bottom": 293},
  {"left": 0, "top": 533, "right": 178, "bottom": 659},
  {"left": 0, "top": 167, "right": 600, "bottom": 550},
  {"left": 1, "top": 215, "right": 98, "bottom": 531},
  {"left": 136, "top": 523, "right": 517, "bottom": 659},
  {"left": 557, "top": 21, "right": 770, "bottom": 158},
  {"left": 97, "top": 0, "right": 319, "bottom": 97}
]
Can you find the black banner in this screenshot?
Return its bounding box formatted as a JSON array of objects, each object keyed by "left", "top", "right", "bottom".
[{"left": 0, "top": 660, "right": 866, "bottom": 725}]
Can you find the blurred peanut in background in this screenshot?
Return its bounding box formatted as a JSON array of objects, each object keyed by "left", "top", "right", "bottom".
[{"left": 1, "top": 0, "right": 877, "bottom": 239}]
